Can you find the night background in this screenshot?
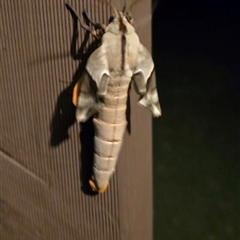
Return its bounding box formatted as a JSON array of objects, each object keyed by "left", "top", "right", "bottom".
[{"left": 152, "top": 0, "right": 239, "bottom": 239}]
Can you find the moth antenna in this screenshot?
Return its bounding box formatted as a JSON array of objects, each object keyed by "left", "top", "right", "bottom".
[
  {"left": 65, "top": 4, "right": 91, "bottom": 32},
  {"left": 126, "top": 0, "right": 139, "bottom": 12},
  {"left": 122, "top": 0, "right": 127, "bottom": 13},
  {"left": 98, "top": 0, "right": 118, "bottom": 17},
  {"left": 111, "top": 6, "right": 118, "bottom": 17},
  {"left": 122, "top": 0, "right": 134, "bottom": 24}
]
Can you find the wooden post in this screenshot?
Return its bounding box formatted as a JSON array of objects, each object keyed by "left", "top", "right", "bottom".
[{"left": 0, "top": 1, "right": 152, "bottom": 239}]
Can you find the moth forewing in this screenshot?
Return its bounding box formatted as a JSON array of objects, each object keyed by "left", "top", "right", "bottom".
[{"left": 72, "top": 5, "right": 161, "bottom": 193}]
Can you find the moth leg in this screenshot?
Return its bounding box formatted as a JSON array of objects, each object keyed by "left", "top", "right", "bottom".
[
  {"left": 65, "top": 3, "right": 101, "bottom": 40},
  {"left": 77, "top": 18, "right": 99, "bottom": 39},
  {"left": 65, "top": 3, "right": 89, "bottom": 31},
  {"left": 89, "top": 179, "right": 109, "bottom": 193},
  {"left": 83, "top": 10, "right": 106, "bottom": 32}
]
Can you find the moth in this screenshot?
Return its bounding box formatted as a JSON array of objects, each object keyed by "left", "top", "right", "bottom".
[{"left": 67, "top": 1, "right": 161, "bottom": 193}]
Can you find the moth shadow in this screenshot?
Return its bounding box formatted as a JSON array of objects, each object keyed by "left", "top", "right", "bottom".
[
  {"left": 79, "top": 118, "right": 97, "bottom": 195},
  {"left": 50, "top": 6, "right": 99, "bottom": 195}
]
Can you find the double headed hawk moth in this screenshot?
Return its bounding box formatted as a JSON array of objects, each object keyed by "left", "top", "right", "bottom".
[{"left": 67, "top": 2, "right": 161, "bottom": 193}]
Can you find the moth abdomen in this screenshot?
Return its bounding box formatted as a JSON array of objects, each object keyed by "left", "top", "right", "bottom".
[
  {"left": 93, "top": 118, "right": 127, "bottom": 142},
  {"left": 90, "top": 75, "right": 131, "bottom": 192}
]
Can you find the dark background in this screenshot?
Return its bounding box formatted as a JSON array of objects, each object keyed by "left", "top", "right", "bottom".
[{"left": 152, "top": 0, "right": 239, "bottom": 239}]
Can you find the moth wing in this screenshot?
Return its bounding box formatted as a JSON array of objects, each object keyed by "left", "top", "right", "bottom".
[
  {"left": 133, "top": 44, "right": 162, "bottom": 117},
  {"left": 86, "top": 46, "right": 109, "bottom": 96},
  {"left": 73, "top": 70, "right": 103, "bottom": 123},
  {"left": 135, "top": 44, "right": 154, "bottom": 82}
]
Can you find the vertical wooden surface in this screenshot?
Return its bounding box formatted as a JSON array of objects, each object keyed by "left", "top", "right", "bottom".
[{"left": 0, "top": 1, "right": 152, "bottom": 239}]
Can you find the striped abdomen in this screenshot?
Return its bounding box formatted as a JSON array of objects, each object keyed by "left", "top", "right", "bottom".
[{"left": 91, "top": 76, "right": 131, "bottom": 190}]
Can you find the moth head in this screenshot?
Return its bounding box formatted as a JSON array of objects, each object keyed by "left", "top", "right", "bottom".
[
  {"left": 107, "top": 2, "right": 134, "bottom": 25},
  {"left": 100, "top": 0, "right": 136, "bottom": 25},
  {"left": 106, "top": 10, "right": 133, "bottom": 34},
  {"left": 100, "top": 1, "right": 137, "bottom": 34}
]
